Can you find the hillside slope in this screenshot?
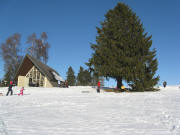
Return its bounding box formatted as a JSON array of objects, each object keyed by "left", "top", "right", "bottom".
[{"left": 0, "top": 86, "right": 180, "bottom": 135}]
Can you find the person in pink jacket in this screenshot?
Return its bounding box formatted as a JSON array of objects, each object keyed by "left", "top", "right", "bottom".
[{"left": 18, "top": 87, "right": 25, "bottom": 96}]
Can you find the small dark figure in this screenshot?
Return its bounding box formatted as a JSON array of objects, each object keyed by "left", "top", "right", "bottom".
[
  {"left": 62, "top": 81, "right": 66, "bottom": 88},
  {"left": 97, "top": 81, "right": 101, "bottom": 93},
  {"left": 65, "top": 80, "right": 69, "bottom": 88},
  {"left": 163, "top": 81, "right": 167, "bottom": 88},
  {"left": 6, "top": 81, "right": 14, "bottom": 96}
]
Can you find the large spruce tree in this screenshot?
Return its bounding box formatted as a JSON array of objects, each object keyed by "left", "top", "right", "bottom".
[
  {"left": 66, "top": 66, "right": 76, "bottom": 86},
  {"left": 87, "top": 2, "right": 159, "bottom": 91}
]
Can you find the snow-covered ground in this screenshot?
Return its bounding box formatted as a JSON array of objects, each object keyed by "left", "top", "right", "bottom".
[{"left": 0, "top": 86, "right": 180, "bottom": 135}]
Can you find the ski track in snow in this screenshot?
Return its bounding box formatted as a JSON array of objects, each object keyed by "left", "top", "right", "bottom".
[
  {"left": 0, "top": 115, "right": 9, "bottom": 135},
  {"left": 0, "top": 86, "right": 180, "bottom": 135}
]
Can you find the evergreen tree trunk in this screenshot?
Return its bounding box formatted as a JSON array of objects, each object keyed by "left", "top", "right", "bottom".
[{"left": 116, "top": 77, "right": 122, "bottom": 89}]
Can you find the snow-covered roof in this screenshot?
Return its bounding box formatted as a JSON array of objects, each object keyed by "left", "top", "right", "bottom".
[{"left": 52, "top": 71, "right": 64, "bottom": 82}]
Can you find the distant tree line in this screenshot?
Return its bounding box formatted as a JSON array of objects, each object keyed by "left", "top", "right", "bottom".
[
  {"left": 0, "top": 32, "right": 50, "bottom": 84},
  {"left": 66, "top": 66, "right": 104, "bottom": 86}
]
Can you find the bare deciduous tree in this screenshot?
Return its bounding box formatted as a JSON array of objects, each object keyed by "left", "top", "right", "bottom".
[
  {"left": 26, "top": 33, "right": 37, "bottom": 57},
  {"left": 0, "top": 33, "right": 22, "bottom": 82},
  {"left": 26, "top": 32, "right": 50, "bottom": 64}
]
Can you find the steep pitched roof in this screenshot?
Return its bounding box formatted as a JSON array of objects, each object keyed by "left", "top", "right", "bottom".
[{"left": 14, "top": 54, "right": 63, "bottom": 87}]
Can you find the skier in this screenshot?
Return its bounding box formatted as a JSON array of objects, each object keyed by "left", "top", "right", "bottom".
[
  {"left": 163, "top": 81, "right": 167, "bottom": 88},
  {"left": 97, "top": 81, "right": 101, "bottom": 93},
  {"left": 18, "top": 87, "right": 25, "bottom": 96},
  {"left": 6, "top": 81, "right": 14, "bottom": 96}
]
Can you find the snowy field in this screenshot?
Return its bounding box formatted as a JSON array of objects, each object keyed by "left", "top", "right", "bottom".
[{"left": 0, "top": 86, "right": 180, "bottom": 135}]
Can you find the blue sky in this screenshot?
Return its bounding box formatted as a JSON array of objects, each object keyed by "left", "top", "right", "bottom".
[{"left": 0, "top": 0, "right": 179, "bottom": 87}]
